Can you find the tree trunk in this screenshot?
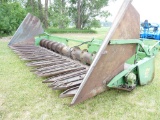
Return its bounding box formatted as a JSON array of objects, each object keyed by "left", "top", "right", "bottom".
[
  {"left": 30, "top": 0, "right": 34, "bottom": 13},
  {"left": 38, "top": 0, "right": 43, "bottom": 22},
  {"left": 59, "top": 0, "right": 65, "bottom": 29},
  {"left": 44, "top": 0, "right": 48, "bottom": 28},
  {"left": 76, "top": 0, "right": 81, "bottom": 29}
]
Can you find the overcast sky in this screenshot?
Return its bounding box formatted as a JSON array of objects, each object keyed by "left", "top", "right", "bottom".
[{"left": 107, "top": 0, "right": 159, "bottom": 23}]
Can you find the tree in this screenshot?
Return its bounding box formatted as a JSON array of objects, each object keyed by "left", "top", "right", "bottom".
[
  {"left": 44, "top": 0, "right": 48, "bottom": 28},
  {"left": 25, "top": 0, "right": 48, "bottom": 28},
  {"left": 30, "top": 0, "right": 35, "bottom": 13},
  {"left": 0, "top": 2, "right": 26, "bottom": 34},
  {"left": 49, "top": 0, "right": 70, "bottom": 28},
  {"left": 77, "top": 0, "right": 81, "bottom": 28},
  {"left": 38, "top": 0, "right": 43, "bottom": 22},
  {"left": 69, "top": 0, "right": 110, "bottom": 29},
  {"left": 25, "top": 0, "right": 39, "bottom": 17}
]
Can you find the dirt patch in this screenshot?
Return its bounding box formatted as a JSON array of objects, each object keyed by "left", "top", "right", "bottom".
[{"left": 0, "top": 36, "right": 12, "bottom": 42}]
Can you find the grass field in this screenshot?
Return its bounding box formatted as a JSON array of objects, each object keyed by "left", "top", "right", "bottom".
[
  {"left": 52, "top": 27, "right": 109, "bottom": 40},
  {"left": 0, "top": 28, "right": 160, "bottom": 120}
]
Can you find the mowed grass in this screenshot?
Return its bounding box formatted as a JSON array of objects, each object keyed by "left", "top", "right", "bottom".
[
  {"left": 52, "top": 27, "right": 110, "bottom": 41},
  {"left": 0, "top": 28, "right": 160, "bottom": 120}
]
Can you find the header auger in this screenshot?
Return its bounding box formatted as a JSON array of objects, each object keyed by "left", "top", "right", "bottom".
[{"left": 9, "top": 0, "right": 159, "bottom": 106}]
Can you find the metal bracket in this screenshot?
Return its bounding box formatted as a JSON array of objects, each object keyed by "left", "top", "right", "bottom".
[{"left": 109, "top": 39, "right": 159, "bottom": 56}]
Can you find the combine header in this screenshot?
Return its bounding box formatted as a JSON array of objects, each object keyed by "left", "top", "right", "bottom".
[{"left": 8, "top": 0, "right": 159, "bottom": 105}]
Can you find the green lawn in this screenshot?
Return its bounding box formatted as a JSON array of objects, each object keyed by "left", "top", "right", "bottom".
[
  {"left": 52, "top": 27, "right": 110, "bottom": 40},
  {"left": 0, "top": 29, "right": 160, "bottom": 120}
]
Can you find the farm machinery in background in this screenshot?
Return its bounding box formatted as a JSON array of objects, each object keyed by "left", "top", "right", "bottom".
[
  {"left": 8, "top": 0, "right": 159, "bottom": 106},
  {"left": 140, "top": 20, "right": 160, "bottom": 40}
]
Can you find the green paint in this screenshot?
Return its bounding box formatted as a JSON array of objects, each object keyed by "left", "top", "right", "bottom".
[
  {"left": 35, "top": 33, "right": 102, "bottom": 54},
  {"left": 137, "top": 57, "right": 155, "bottom": 85},
  {"left": 107, "top": 40, "right": 159, "bottom": 91},
  {"left": 107, "top": 65, "right": 136, "bottom": 88},
  {"left": 34, "top": 34, "right": 159, "bottom": 91}
]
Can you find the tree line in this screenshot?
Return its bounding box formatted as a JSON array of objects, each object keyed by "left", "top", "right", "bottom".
[{"left": 0, "top": 0, "right": 111, "bottom": 34}]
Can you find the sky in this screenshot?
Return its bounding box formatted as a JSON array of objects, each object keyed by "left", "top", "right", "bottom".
[{"left": 107, "top": 0, "right": 160, "bottom": 23}]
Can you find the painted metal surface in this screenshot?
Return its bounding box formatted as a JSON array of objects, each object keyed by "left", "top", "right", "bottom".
[
  {"left": 40, "top": 39, "right": 94, "bottom": 65},
  {"left": 35, "top": 34, "right": 102, "bottom": 54},
  {"left": 107, "top": 39, "right": 159, "bottom": 89},
  {"left": 140, "top": 20, "right": 160, "bottom": 40},
  {"left": 9, "top": 0, "right": 157, "bottom": 106},
  {"left": 8, "top": 13, "right": 44, "bottom": 46},
  {"left": 137, "top": 57, "right": 155, "bottom": 85},
  {"left": 71, "top": 0, "right": 140, "bottom": 105},
  {"left": 107, "top": 64, "right": 136, "bottom": 90}
]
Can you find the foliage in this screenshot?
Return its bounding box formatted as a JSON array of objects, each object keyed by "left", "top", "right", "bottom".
[
  {"left": 25, "top": 0, "right": 48, "bottom": 29},
  {"left": 46, "top": 28, "right": 96, "bottom": 33},
  {"left": 48, "top": 0, "right": 70, "bottom": 29},
  {"left": 85, "top": 19, "right": 101, "bottom": 29},
  {"left": 25, "top": 0, "right": 39, "bottom": 17},
  {"left": 25, "top": 0, "right": 46, "bottom": 27},
  {"left": 0, "top": 0, "right": 111, "bottom": 35},
  {"left": 69, "top": 0, "right": 110, "bottom": 29},
  {"left": 0, "top": 2, "right": 26, "bottom": 34}
]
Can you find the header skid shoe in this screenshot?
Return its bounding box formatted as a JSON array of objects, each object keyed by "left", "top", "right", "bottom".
[{"left": 71, "top": 0, "right": 140, "bottom": 105}]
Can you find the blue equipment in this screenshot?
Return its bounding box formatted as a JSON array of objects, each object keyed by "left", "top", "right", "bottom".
[{"left": 140, "top": 20, "right": 160, "bottom": 40}]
